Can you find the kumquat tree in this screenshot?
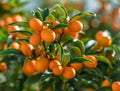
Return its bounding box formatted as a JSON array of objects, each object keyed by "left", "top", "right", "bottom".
[{"left": 0, "top": 3, "right": 120, "bottom": 91}]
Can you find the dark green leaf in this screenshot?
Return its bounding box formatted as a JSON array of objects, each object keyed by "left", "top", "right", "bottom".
[
  {"left": 95, "top": 87, "right": 111, "bottom": 91},
  {"left": 24, "top": 74, "right": 41, "bottom": 86},
  {"left": 10, "top": 30, "right": 32, "bottom": 36},
  {"left": 16, "top": 38, "right": 29, "bottom": 43},
  {"left": 94, "top": 55, "right": 113, "bottom": 69},
  {"left": 111, "top": 72, "right": 120, "bottom": 81},
  {"left": 71, "top": 40, "right": 85, "bottom": 56},
  {"left": 0, "top": 49, "right": 23, "bottom": 56},
  {"left": 9, "top": 22, "right": 29, "bottom": 27},
  {"left": 35, "top": 11, "right": 43, "bottom": 21},
  {"left": 60, "top": 34, "right": 73, "bottom": 46},
  {"left": 42, "top": 8, "right": 49, "bottom": 21},
  {"left": 70, "top": 57, "right": 91, "bottom": 63},
  {"left": 53, "top": 24, "right": 68, "bottom": 30}
]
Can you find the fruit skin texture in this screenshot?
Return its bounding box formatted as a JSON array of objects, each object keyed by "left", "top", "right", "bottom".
[
  {"left": 7, "top": 26, "right": 20, "bottom": 33},
  {"left": 0, "top": 62, "right": 7, "bottom": 73},
  {"left": 70, "top": 62, "right": 83, "bottom": 71},
  {"left": 101, "top": 79, "right": 111, "bottom": 87},
  {"left": 20, "top": 42, "right": 32, "bottom": 56},
  {"left": 84, "top": 55, "right": 97, "bottom": 68},
  {"left": 41, "top": 28, "right": 55, "bottom": 42},
  {"left": 63, "top": 27, "right": 78, "bottom": 38},
  {"left": 52, "top": 65, "right": 63, "bottom": 75},
  {"left": 95, "top": 31, "right": 112, "bottom": 47},
  {"left": 29, "top": 32, "right": 41, "bottom": 46},
  {"left": 112, "top": 81, "right": 120, "bottom": 91},
  {"left": 29, "top": 18, "right": 43, "bottom": 32},
  {"left": 49, "top": 60, "right": 61, "bottom": 70},
  {"left": 35, "top": 57, "right": 49, "bottom": 73},
  {"left": 10, "top": 42, "right": 20, "bottom": 50},
  {"left": 95, "top": 31, "right": 104, "bottom": 41},
  {"left": 62, "top": 67, "right": 76, "bottom": 79},
  {"left": 68, "top": 20, "right": 83, "bottom": 32},
  {"left": 22, "top": 60, "right": 36, "bottom": 76},
  {"left": 97, "top": 36, "right": 112, "bottom": 47}
]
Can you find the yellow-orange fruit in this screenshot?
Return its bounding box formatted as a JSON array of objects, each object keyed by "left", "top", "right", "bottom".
[
  {"left": 29, "top": 32, "right": 41, "bottom": 46},
  {"left": 62, "top": 67, "right": 76, "bottom": 79},
  {"left": 112, "top": 81, "right": 120, "bottom": 91},
  {"left": 101, "top": 79, "right": 111, "bottom": 87},
  {"left": 70, "top": 62, "right": 83, "bottom": 71},
  {"left": 0, "top": 62, "right": 7, "bottom": 73},
  {"left": 41, "top": 28, "right": 55, "bottom": 42},
  {"left": 63, "top": 27, "right": 78, "bottom": 38},
  {"left": 12, "top": 14, "right": 23, "bottom": 22},
  {"left": 95, "top": 31, "right": 104, "bottom": 41},
  {"left": 20, "top": 42, "right": 32, "bottom": 56},
  {"left": 7, "top": 26, "right": 20, "bottom": 33},
  {"left": 35, "top": 57, "right": 49, "bottom": 73},
  {"left": 49, "top": 60, "right": 61, "bottom": 70},
  {"left": 52, "top": 65, "right": 63, "bottom": 75},
  {"left": 84, "top": 55, "right": 97, "bottom": 68},
  {"left": 97, "top": 36, "right": 112, "bottom": 47},
  {"left": 22, "top": 60, "right": 36, "bottom": 76},
  {"left": 10, "top": 42, "right": 20, "bottom": 50},
  {"left": 29, "top": 18, "right": 43, "bottom": 32},
  {"left": 0, "top": 19, "right": 5, "bottom": 27},
  {"left": 5, "top": 17, "right": 13, "bottom": 25},
  {"left": 68, "top": 20, "right": 83, "bottom": 32}
]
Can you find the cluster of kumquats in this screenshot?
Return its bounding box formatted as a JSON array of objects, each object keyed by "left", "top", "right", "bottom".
[{"left": 0, "top": 4, "right": 120, "bottom": 91}]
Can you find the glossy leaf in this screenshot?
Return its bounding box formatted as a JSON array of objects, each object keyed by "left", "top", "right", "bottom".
[
  {"left": 60, "top": 34, "right": 73, "bottom": 46},
  {"left": 71, "top": 40, "right": 85, "bottom": 56},
  {"left": 0, "top": 49, "right": 23, "bottom": 56},
  {"left": 61, "top": 54, "right": 70, "bottom": 66},
  {"left": 51, "top": 4, "right": 67, "bottom": 22},
  {"left": 53, "top": 24, "right": 68, "bottom": 30},
  {"left": 70, "top": 57, "right": 91, "bottom": 63},
  {"left": 42, "top": 8, "right": 49, "bottom": 21},
  {"left": 9, "top": 22, "right": 29, "bottom": 27},
  {"left": 68, "top": 46, "right": 82, "bottom": 57},
  {"left": 35, "top": 11, "right": 43, "bottom": 21},
  {"left": 70, "top": 12, "right": 96, "bottom": 21},
  {"left": 10, "top": 30, "right": 32, "bottom": 36},
  {"left": 24, "top": 74, "right": 41, "bottom": 86},
  {"left": 94, "top": 55, "right": 113, "bottom": 69}
]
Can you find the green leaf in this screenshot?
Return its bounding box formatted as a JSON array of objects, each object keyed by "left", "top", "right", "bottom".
[
  {"left": 94, "top": 55, "right": 113, "bottom": 69},
  {"left": 42, "top": 8, "right": 49, "bottom": 21},
  {"left": 24, "top": 74, "right": 41, "bottom": 86},
  {"left": 71, "top": 40, "right": 85, "bottom": 56},
  {"left": 95, "top": 87, "right": 111, "bottom": 91},
  {"left": 10, "top": 30, "right": 32, "bottom": 36},
  {"left": 70, "top": 12, "right": 96, "bottom": 21},
  {"left": 61, "top": 54, "right": 70, "bottom": 66},
  {"left": 16, "top": 38, "right": 29, "bottom": 43},
  {"left": 111, "top": 72, "right": 120, "bottom": 81},
  {"left": 51, "top": 4, "right": 67, "bottom": 22},
  {"left": 47, "top": 14, "right": 55, "bottom": 20},
  {"left": 70, "top": 57, "right": 91, "bottom": 63},
  {"left": 69, "top": 46, "right": 82, "bottom": 57},
  {"left": 9, "top": 22, "right": 29, "bottom": 27},
  {"left": 60, "top": 34, "right": 73, "bottom": 46},
  {"left": 52, "top": 24, "right": 68, "bottom": 30},
  {"left": 35, "top": 11, "right": 43, "bottom": 21},
  {"left": 0, "top": 49, "right": 23, "bottom": 56}
]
